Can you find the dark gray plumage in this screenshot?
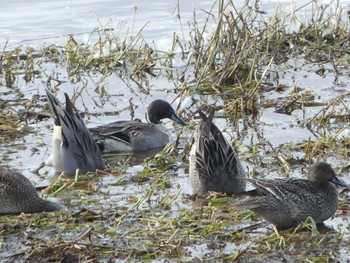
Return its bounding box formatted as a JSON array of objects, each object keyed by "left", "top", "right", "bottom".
[
  {"left": 89, "top": 99, "right": 186, "bottom": 152},
  {"left": 0, "top": 169, "right": 59, "bottom": 214},
  {"left": 189, "top": 109, "right": 246, "bottom": 196},
  {"left": 234, "top": 162, "right": 348, "bottom": 229}
]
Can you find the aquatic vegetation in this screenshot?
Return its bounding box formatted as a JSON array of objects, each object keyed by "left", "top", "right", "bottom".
[{"left": 1, "top": 0, "right": 350, "bottom": 261}]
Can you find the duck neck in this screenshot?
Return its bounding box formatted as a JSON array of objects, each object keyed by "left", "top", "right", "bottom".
[
  {"left": 153, "top": 123, "right": 168, "bottom": 134},
  {"left": 148, "top": 114, "right": 161, "bottom": 124}
]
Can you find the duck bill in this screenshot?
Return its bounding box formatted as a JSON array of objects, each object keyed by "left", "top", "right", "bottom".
[
  {"left": 170, "top": 112, "right": 186, "bottom": 126},
  {"left": 331, "top": 176, "right": 349, "bottom": 188}
]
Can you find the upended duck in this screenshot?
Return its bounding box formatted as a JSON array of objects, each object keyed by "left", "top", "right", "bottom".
[
  {"left": 41, "top": 89, "right": 105, "bottom": 176},
  {"left": 89, "top": 99, "right": 186, "bottom": 153},
  {"left": 0, "top": 169, "right": 59, "bottom": 215},
  {"left": 234, "top": 162, "right": 348, "bottom": 229},
  {"left": 189, "top": 109, "right": 246, "bottom": 196}
]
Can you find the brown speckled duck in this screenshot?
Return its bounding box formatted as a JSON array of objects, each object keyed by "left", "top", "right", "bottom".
[
  {"left": 0, "top": 169, "right": 59, "bottom": 215},
  {"left": 234, "top": 162, "right": 348, "bottom": 229}
]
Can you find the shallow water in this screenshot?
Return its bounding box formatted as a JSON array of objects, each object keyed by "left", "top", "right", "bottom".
[
  {"left": 4, "top": 0, "right": 349, "bottom": 48},
  {"left": 1, "top": 0, "right": 350, "bottom": 262},
  {"left": 2, "top": 0, "right": 216, "bottom": 48}
]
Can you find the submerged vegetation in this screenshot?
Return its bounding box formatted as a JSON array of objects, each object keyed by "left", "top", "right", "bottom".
[{"left": 1, "top": 0, "right": 350, "bottom": 261}]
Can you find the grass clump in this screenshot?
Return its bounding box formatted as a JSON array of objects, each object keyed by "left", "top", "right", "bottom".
[{"left": 175, "top": 0, "right": 350, "bottom": 120}]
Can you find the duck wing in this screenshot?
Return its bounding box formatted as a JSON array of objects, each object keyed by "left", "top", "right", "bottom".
[{"left": 89, "top": 120, "right": 146, "bottom": 144}]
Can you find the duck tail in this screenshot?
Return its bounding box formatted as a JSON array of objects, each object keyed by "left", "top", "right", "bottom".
[
  {"left": 45, "top": 88, "right": 63, "bottom": 126},
  {"left": 198, "top": 108, "right": 215, "bottom": 136},
  {"left": 64, "top": 93, "right": 83, "bottom": 121}
]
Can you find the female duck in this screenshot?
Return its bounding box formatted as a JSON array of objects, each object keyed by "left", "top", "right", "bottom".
[
  {"left": 43, "top": 89, "right": 105, "bottom": 176},
  {"left": 0, "top": 169, "right": 59, "bottom": 215},
  {"left": 189, "top": 109, "right": 246, "bottom": 196},
  {"left": 89, "top": 99, "right": 186, "bottom": 153},
  {"left": 234, "top": 162, "right": 348, "bottom": 229}
]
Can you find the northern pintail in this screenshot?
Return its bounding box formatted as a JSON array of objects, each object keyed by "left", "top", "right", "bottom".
[
  {"left": 0, "top": 169, "right": 60, "bottom": 214},
  {"left": 234, "top": 162, "right": 348, "bottom": 229},
  {"left": 89, "top": 99, "right": 186, "bottom": 153},
  {"left": 42, "top": 89, "right": 105, "bottom": 176},
  {"left": 189, "top": 109, "right": 246, "bottom": 196}
]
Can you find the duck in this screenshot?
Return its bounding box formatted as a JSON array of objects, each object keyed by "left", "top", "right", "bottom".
[
  {"left": 0, "top": 169, "right": 60, "bottom": 215},
  {"left": 41, "top": 88, "right": 105, "bottom": 176},
  {"left": 89, "top": 99, "right": 186, "bottom": 153},
  {"left": 189, "top": 109, "right": 246, "bottom": 196},
  {"left": 233, "top": 162, "right": 348, "bottom": 229}
]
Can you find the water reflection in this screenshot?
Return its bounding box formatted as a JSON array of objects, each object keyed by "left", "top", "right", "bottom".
[{"left": 103, "top": 148, "right": 161, "bottom": 167}]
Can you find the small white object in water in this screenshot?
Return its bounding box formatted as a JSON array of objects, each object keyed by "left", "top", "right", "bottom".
[{"left": 336, "top": 128, "right": 350, "bottom": 139}]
